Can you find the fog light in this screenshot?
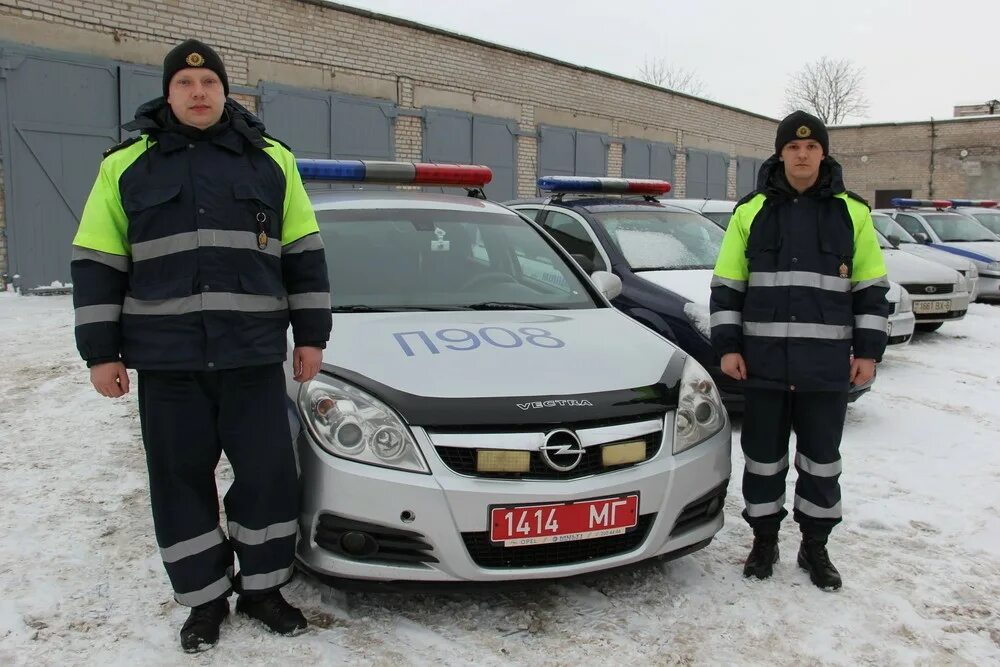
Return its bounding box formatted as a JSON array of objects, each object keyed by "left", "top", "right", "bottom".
[
  {"left": 477, "top": 450, "right": 530, "bottom": 473},
  {"left": 601, "top": 439, "right": 646, "bottom": 466},
  {"left": 340, "top": 531, "right": 379, "bottom": 557}
]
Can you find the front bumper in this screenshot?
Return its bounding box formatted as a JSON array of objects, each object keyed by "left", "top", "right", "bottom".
[
  {"left": 974, "top": 275, "right": 1000, "bottom": 301},
  {"left": 887, "top": 310, "right": 915, "bottom": 345},
  {"left": 295, "top": 420, "right": 731, "bottom": 582}
]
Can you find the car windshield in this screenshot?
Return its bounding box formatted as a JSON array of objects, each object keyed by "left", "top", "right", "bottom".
[
  {"left": 970, "top": 212, "right": 1000, "bottom": 236},
  {"left": 592, "top": 210, "right": 724, "bottom": 270},
  {"left": 872, "top": 213, "right": 917, "bottom": 243},
  {"left": 875, "top": 230, "right": 894, "bottom": 250},
  {"left": 704, "top": 211, "right": 733, "bottom": 229},
  {"left": 923, "top": 214, "right": 998, "bottom": 242},
  {"left": 316, "top": 207, "right": 597, "bottom": 310}
]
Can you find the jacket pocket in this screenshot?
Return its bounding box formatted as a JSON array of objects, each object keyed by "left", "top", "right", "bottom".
[
  {"left": 233, "top": 182, "right": 283, "bottom": 217},
  {"left": 123, "top": 184, "right": 182, "bottom": 216},
  {"left": 742, "top": 304, "right": 775, "bottom": 323},
  {"left": 129, "top": 275, "right": 194, "bottom": 301},
  {"left": 239, "top": 270, "right": 287, "bottom": 298},
  {"left": 820, "top": 298, "right": 854, "bottom": 327}
]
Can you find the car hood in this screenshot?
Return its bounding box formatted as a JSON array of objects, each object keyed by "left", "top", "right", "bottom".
[
  {"left": 316, "top": 309, "right": 680, "bottom": 399},
  {"left": 928, "top": 242, "right": 1000, "bottom": 264},
  {"left": 634, "top": 268, "right": 713, "bottom": 305},
  {"left": 897, "top": 245, "right": 975, "bottom": 271},
  {"left": 883, "top": 249, "right": 960, "bottom": 285}
]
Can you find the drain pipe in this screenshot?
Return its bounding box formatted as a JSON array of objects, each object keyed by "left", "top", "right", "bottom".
[{"left": 928, "top": 116, "right": 937, "bottom": 197}]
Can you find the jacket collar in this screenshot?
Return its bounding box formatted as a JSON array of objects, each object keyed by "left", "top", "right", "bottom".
[
  {"left": 756, "top": 154, "right": 847, "bottom": 202},
  {"left": 121, "top": 97, "right": 269, "bottom": 154}
]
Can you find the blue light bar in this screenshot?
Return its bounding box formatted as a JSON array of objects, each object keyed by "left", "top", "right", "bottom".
[
  {"left": 948, "top": 199, "right": 997, "bottom": 208},
  {"left": 537, "top": 176, "right": 671, "bottom": 196},
  {"left": 890, "top": 198, "right": 952, "bottom": 209},
  {"left": 297, "top": 159, "right": 366, "bottom": 181}
]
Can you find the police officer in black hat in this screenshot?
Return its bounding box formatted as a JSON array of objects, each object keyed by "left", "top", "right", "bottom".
[
  {"left": 710, "top": 110, "right": 889, "bottom": 591},
  {"left": 71, "top": 38, "right": 332, "bottom": 651}
]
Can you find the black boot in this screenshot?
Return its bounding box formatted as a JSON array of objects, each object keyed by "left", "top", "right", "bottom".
[
  {"left": 236, "top": 590, "right": 308, "bottom": 636},
  {"left": 798, "top": 533, "right": 842, "bottom": 590},
  {"left": 743, "top": 533, "right": 779, "bottom": 579},
  {"left": 179, "top": 597, "right": 229, "bottom": 653}
]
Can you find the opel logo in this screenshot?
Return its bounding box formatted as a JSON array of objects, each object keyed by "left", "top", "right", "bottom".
[
  {"left": 925, "top": 285, "right": 938, "bottom": 294},
  {"left": 539, "top": 429, "right": 585, "bottom": 472}
]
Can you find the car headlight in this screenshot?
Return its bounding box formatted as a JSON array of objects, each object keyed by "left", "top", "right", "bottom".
[
  {"left": 988, "top": 261, "right": 1000, "bottom": 272},
  {"left": 298, "top": 375, "right": 429, "bottom": 473},
  {"left": 955, "top": 273, "right": 968, "bottom": 293},
  {"left": 965, "top": 264, "right": 978, "bottom": 279},
  {"left": 673, "top": 356, "right": 726, "bottom": 454},
  {"left": 899, "top": 289, "right": 912, "bottom": 313}
]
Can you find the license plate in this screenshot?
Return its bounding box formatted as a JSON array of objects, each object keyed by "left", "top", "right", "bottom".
[
  {"left": 913, "top": 299, "right": 951, "bottom": 314},
  {"left": 489, "top": 493, "right": 639, "bottom": 547}
]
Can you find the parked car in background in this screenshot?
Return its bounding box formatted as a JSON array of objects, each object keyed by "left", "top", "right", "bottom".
[
  {"left": 287, "top": 160, "right": 732, "bottom": 585},
  {"left": 876, "top": 229, "right": 970, "bottom": 332},
  {"left": 871, "top": 211, "right": 980, "bottom": 299},
  {"left": 875, "top": 199, "right": 1000, "bottom": 301},
  {"left": 949, "top": 199, "right": 1000, "bottom": 237},
  {"left": 668, "top": 199, "right": 736, "bottom": 229},
  {"left": 885, "top": 280, "right": 916, "bottom": 345},
  {"left": 506, "top": 177, "right": 874, "bottom": 413}
]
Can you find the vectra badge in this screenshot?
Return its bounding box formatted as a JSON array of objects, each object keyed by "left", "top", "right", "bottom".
[{"left": 517, "top": 399, "right": 594, "bottom": 410}]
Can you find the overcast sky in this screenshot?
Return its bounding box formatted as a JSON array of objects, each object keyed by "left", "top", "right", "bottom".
[{"left": 335, "top": 0, "right": 999, "bottom": 124}]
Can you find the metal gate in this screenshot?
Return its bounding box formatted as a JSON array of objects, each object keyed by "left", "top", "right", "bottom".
[
  {"left": 686, "top": 149, "right": 729, "bottom": 199},
  {"left": 423, "top": 109, "right": 517, "bottom": 201},
  {"left": 537, "top": 126, "right": 608, "bottom": 181},
  {"left": 622, "top": 138, "right": 675, "bottom": 195},
  {"left": 736, "top": 156, "right": 766, "bottom": 198}
]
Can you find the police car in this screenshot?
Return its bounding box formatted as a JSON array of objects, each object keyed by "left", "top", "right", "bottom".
[
  {"left": 285, "top": 160, "right": 731, "bottom": 584},
  {"left": 506, "top": 177, "right": 875, "bottom": 412},
  {"left": 875, "top": 199, "right": 1000, "bottom": 301},
  {"left": 668, "top": 199, "right": 737, "bottom": 229},
  {"left": 875, "top": 229, "right": 970, "bottom": 332},
  {"left": 949, "top": 199, "right": 1000, "bottom": 236},
  {"left": 871, "top": 211, "right": 980, "bottom": 299}
]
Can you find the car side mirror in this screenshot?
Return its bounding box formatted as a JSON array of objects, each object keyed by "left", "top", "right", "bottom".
[
  {"left": 571, "top": 253, "right": 596, "bottom": 274},
  {"left": 590, "top": 271, "right": 623, "bottom": 301},
  {"left": 887, "top": 234, "right": 901, "bottom": 248},
  {"left": 913, "top": 232, "right": 930, "bottom": 244}
]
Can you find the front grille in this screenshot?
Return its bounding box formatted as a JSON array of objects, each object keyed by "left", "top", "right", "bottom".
[
  {"left": 435, "top": 432, "right": 661, "bottom": 480},
  {"left": 670, "top": 480, "right": 728, "bottom": 536},
  {"left": 903, "top": 283, "right": 954, "bottom": 295},
  {"left": 914, "top": 308, "right": 966, "bottom": 321},
  {"left": 462, "top": 514, "right": 655, "bottom": 568},
  {"left": 314, "top": 514, "right": 438, "bottom": 565}
]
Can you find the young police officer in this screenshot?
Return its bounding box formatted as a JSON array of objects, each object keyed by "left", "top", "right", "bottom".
[
  {"left": 710, "top": 110, "right": 889, "bottom": 591},
  {"left": 71, "top": 39, "right": 332, "bottom": 651}
]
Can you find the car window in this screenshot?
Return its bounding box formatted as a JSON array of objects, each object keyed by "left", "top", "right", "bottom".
[
  {"left": 970, "top": 212, "right": 1000, "bottom": 236},
  {"left": 316, "top": 208, "right": 596, "bottom": 309},
  {"left": 515, "top": 208, "right": 541, "bottom": 221},
  {"left": 591, "top": 210, "right": 724, "bottom": 270},
  {"left": 922, "top": 214, "right": 998, "bottom": 242},
  {"left": 894, "top": 214, "right": 928, "bottom": 238},
  {"left": 704, "top": 212, "right": 732, "bottom": 229},
  {"left": 539, "top": 211, "right": 607, "bottom": 271},
  {"left": 872, "top": 213, "right": 917, "bottom": 243}
]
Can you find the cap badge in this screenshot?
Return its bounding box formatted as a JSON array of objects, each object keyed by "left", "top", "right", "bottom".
[
  {"left": 839, "top": 263, "right": 849, "bottom": 279},
  {"left": 796, "top": 125, "right": 812, "bottom": 138},
  {"left": 186, "top": 52, "right": 205, "bottom": 67}
]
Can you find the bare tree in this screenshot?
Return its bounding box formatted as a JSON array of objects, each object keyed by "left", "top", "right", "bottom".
[
  {"left": 638, "top": 57, "right": 706, "bottom": 97},
  {"left": 784, "top": 57, "right": 869, "bottom": 124}
]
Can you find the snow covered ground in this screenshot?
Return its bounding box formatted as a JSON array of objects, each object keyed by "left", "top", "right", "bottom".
[{"left": 1, "top": 290, "right": 997, "bottom": 665}]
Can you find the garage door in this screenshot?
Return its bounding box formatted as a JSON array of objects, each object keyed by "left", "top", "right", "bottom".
[
  {"left": 736, "top": 156, "right": 766, "bottom": 198},
  {"left": 537, "top": 126, "right": 608, "bottom": 182},
  {"left": 686, "top": 149, "right": 729, "bottom": 199},
  {"left": 423, "top": 109, "right": 517, "bottom": 201}
]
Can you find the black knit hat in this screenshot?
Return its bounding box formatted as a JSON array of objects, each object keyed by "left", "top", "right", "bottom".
[
  {"left": 775, "top": 110, "right": 829, "bottom": 156},
  {"left": 162, "top": 39, "right": 229, "bottom": 97}
]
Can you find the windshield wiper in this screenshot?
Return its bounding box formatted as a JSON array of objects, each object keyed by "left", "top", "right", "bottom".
[
  {"left": 465, "top": 301, "right": 554, "bottom": 310},
  {"left": 331, "top": 304, "right": 470, "bottom": 312}
]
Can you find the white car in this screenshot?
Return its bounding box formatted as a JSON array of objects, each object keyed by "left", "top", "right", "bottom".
[
  {"left": 875, "top": 200, "right": 1000, "bottom": 301},
  {"left": 668, "top": 199, "right": 736, "bottom": 229},
  {"left": 288, "top": 160, "right": 731, "bottom": 584},
  {"left": 950, "top": 201, "right": 1000, "bottom": 238},
  {"left": 876, "top": 230, "right": 970, "bottom": 332},
  {"left": 885, "top": 281, "right": 915, "bottom": 346},
  {"left": 871, "top": 211, "right": 979, "bottom": 299}
]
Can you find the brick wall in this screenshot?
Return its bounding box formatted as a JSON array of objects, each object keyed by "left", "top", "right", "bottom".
[{"left": 830, "top": 117, "right": 1000, "bottom": 204}]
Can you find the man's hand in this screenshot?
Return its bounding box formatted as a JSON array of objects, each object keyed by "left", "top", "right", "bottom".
[
  {"left": 90, "top": 361, "right": 130, "bottom": 398},
  {"left": 850, "top": 357, "right": 876, "bottom": 386},
  {"left": 720, "top": 352, "right": 747, "bottom": 381},
  {"left": 293, "top": 346, "right": 323, "bottom": 383}
]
